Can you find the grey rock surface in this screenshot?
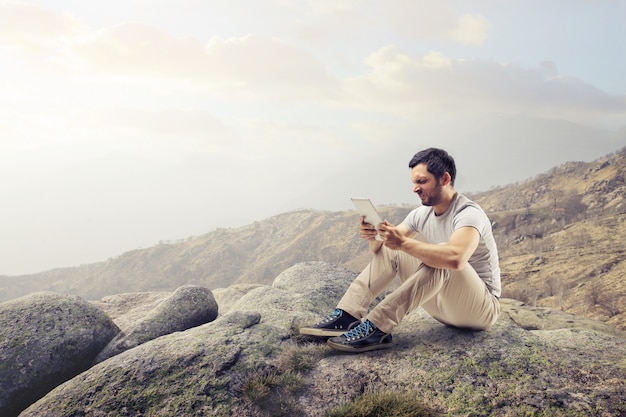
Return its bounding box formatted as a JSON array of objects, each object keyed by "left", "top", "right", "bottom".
[
  {"left": 16, "top": 263, "right": 626, "bottom": 417},
  {"left": 0, "top": 292, "right": 119, "bottom": 417},
  {"left": 212, "top": 283, "right": 263, "bottom": 315},
  {"left": 93, "top": 285, "right": 218, "bottom": 363},
  {"left": 92, "top": 291, "right": 171, "bottom": 332}
]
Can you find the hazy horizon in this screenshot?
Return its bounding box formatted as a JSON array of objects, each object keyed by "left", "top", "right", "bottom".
[{"left": 1, "top": 1, "right": 625, "bottom": 276}]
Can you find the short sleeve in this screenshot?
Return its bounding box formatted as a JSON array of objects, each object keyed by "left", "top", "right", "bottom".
[
  {"left": 453, "top": 205, "right": 486, "bottom": 235},
  {"left": 401, "top": 207, "right": 424, "bottom": 234}
]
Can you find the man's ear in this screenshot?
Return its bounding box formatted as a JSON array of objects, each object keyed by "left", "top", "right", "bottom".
[{"left": 441, "top": 171, "right": 452, "bottom": 186}]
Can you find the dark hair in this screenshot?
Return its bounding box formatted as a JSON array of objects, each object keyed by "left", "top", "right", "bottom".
[{"left": 408, "top": 148, "right": 456, "bottom": 186}]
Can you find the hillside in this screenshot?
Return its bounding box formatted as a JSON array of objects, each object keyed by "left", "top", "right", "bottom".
[
  {"left": 469, "top": 147, "right": 626, "bottom": 330},
  {"left": 1, "top": 147, "right": 625, "bottom": 330},
  {"left": 0, "top": 206, "right": 414, "bottom": 301}
]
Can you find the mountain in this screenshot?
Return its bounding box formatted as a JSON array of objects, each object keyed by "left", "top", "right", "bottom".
[
  {"left": 1, "top": 147, "right": 625, "bottom": 331},
  {"left": 471, "top": 147, "right": 626, "bottom": 331},
  {"left": 0, "top": 207, "right": 411, "bottom": 300}
]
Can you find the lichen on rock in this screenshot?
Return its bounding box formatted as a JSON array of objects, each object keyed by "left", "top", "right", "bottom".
[{"left": 0, "top": 292, "right": 119, "bottom": 417}]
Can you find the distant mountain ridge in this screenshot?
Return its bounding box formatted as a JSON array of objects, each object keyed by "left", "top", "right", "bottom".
[
  {"left": 1, "top": 147, "right": 625, "bottom": 330},
  {"left": 0, "top": 207, "right": 411, "bottom": 300}
]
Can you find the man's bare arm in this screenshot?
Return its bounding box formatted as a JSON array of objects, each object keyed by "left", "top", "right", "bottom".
[{"left": 378, "top": 222, "right": 479, "bottom": 270}]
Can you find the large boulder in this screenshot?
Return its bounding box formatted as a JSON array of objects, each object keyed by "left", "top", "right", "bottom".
[
  {"left": 0, "top": 292, "right": 119, "bottom": 417},
  {"left": 18, "top": 263, "right": 626, "bottom": 417},
  {"left": 20, "top": 310, "right": 277, "bottom": 417},
  {"left": 94, "top": 285, "right": 218, "bottom": 363},
  {"left": 91, "top": 291, "right": 171, "bottom": 332},
  {"left": 212, "top": 283, "right": 263, "bottom": 315},
  {"left": 229, "top": 261, "right": 358, "bottom": 328}
]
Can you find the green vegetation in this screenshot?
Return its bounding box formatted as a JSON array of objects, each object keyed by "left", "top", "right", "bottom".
[
  {"left": 240, "top": 343, "right": 325, "bottom": 417},
  {"left": 323, "top": 392, "right": 438, "bottom": 417}
]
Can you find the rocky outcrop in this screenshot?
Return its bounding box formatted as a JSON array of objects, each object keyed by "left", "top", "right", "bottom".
[
  {"left": 91, "top": 291, "right": 171, "bottom": 332},
  {"left": 212, "top": 283, "right": 263, "bottom": 315},
  {"left": 93, "top": 285, "right": 218, "bottom": 364},
  {"left": 16, "top": 262, "right": 626, "bottom": 417},
  {"left": 0, "top": 292, "right": 119, "bottom": 417}
]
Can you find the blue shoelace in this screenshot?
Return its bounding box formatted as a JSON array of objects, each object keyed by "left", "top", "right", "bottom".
[
  {"left": 319, "top": 308, "right": 342, "bottom": 324},
  {"left": 344, "top": 320, "right": 375, "bottom": 341}
]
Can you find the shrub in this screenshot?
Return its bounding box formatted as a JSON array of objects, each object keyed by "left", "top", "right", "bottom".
[
  {"left": 323, "top": 391, "right": 439, "bottom": 417},
  {"left": 240, "top": 343, "right": 326, "bottom": 417}
]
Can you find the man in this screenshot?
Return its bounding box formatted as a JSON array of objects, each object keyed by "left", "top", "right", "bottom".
[{"left": 300, "top": 148, "right": 501, "bottom": 353}]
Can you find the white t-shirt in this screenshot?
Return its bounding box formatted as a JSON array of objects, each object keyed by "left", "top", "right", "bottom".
[{"left": 401, "top": 193, "right": 501, "bottom": 297}]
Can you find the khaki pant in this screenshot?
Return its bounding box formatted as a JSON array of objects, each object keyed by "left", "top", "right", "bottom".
[{"left": 337, "top": 245, "right": 500, "bottom": 334}]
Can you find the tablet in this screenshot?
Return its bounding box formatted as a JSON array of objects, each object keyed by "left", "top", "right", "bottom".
[{"left": 351, "top": 198, "right": 383, "bottom": 241}]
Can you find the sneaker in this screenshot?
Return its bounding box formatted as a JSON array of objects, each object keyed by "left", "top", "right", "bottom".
[
  {"left": 326, "top": 319, "right": 392, "bottom": 353},
  {"left": 299, "top": 308, "right": 361, "bottom": 337}
]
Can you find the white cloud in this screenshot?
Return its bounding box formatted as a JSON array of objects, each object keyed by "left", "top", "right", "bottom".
[
  {"left": 451, "top": 13, "right": 489, "bottom": 45},
  {"left": 65, "top": 26, "right": 339, "bottom": 100},
  {"left": 69, "top": 108, "right": 237, "bottom": 147},
  {"left": 0, "top": 4, "right": 340, "bottom": 100},
  {"left": 200, "top": 35, "right": 339, "bottom": 99},
  {"left": 422, "top": 51, "right": 453, "bottom": 69},
  {"left": 6, "top": 3, "right": 619, "bottom": 127},
  {"left": 344, "top": 47, "right": 626, "bottom": 125},
  {"left": 72, "top": 24, "right": 205, "bottom": 77},
  {"left": 240, "top": 118, "right": 348, "bottom": 159},
  {"left": 379, "top": 0, "right": 488, "bottom": 45},
  {"left": 0, "top": 1, "right": 83, "bottom": 52}
]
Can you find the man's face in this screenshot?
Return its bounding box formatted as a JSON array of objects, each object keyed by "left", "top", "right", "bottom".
[{"left": 411, "top": 163, "right": 444, "bottom": 207}]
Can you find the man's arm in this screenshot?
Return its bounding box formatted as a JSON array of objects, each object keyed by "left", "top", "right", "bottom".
[{"left": 379, "top": 222, "right": 479, "bottom": 270}]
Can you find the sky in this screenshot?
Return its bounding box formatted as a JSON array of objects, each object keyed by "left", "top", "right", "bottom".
[{"left": 1, "top": 0, "right": 625, "bottom": 276}]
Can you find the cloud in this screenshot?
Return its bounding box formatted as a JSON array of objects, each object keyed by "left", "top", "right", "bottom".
[
  {"left": 0, "top": 1, "right": 83, "bottom": 52},
  {"left": 3, "top": 3, "right": 620, "bottom": 129},
  {"left": 72, "top": 24, "right": 206, "bottom": 77},
  {"left": 343, "top": 46, "right": 626, "bottom": 125},
  {"left": 451, "top": 14, "right": 489, "bottom": 45},
  {"left": 285, "top": 0, "right": 489, "bottom": 46},
  {"left": 0, "top": 2, "right": 340, "bottom": 101},
  {"left": 69, "top": 24, "right": 339, "bottom": 100},
  {"left": 240, "top": 118, "right": 348, "bottom": 159},
  {"left": 379, "top": 0, "right": 488, "bottom": 45},
  {"left": 69, "top": 108, "right": 237, "bottom": 147}
]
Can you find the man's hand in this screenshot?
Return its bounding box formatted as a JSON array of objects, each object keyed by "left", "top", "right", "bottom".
[
  {"left": 378, "top": 221, "right": 405, "bottom": 249},
  {"left": 359, "top": 216, "right": 379, "bottom": 241}
]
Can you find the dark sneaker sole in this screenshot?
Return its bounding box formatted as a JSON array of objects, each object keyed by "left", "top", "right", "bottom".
[
  {"left": 299, "top": 327, "right": 348, "bottom": 337},
  {"left": 326, "top": 338, "right": 393, "bottom": 353}
]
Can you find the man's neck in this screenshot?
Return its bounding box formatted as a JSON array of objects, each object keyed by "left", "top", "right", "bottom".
[{"left": 433, "top": 190, "right": 458, "bottom": 216}]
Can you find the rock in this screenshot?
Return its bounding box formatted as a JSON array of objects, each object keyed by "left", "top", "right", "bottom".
[
  {"left": 92, "top": 291, "right": 171, "bottom": 332},
  {"left": 298, "top": 304, "right": 626, "bottom": 416},
  {"left": 17, "top": 263, "right": 626, "bottom": 417},
  {"left": 228, "top": 261, "right": 357, "bottom": 329},
  {"left": 212, "top": 283, "right": 263, "bottom": 315},
  {"left": 20, "top": 310, "right": 276, "bottom": 417},
  {"left": 0, "top": 292, "right": 119, "bottom": 417},
  {"left": 271, "top": 261, "right": 358, "bottom": 310},
  {"left": 500, "top": 298, "right": 625, "bottom": 335},
  {"left": 93, "top": 285, "right": 218, "bottom": 363}
]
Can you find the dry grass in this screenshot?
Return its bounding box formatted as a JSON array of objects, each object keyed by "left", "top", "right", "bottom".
[{"left": 323, "top": 392, "right": 439, "bottom": 417}]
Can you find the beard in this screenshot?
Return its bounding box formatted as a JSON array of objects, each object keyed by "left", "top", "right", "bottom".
[{"left": 419, "top": 182, "right": 444, "bottom": 207}]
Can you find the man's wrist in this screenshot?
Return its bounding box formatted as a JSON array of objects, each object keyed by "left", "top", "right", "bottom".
[
  {"left": 369, "top": 240, "right": 383, "bottom": 253},
  {"left": 399, "top": 237, "right": 417, "bottom": 253}
]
